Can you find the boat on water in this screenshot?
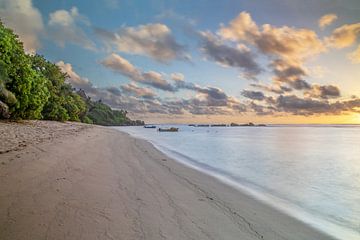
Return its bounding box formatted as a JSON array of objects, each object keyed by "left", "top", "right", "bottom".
[
  {"left": 230, "top": 122, "right": 266, "bottom": 127},
  {"left": 158, "top": 127, "right": 179, "bottom": 132},
  {"left": 211, "top": 124, "right": 227, "bottom": 127},
  {"left": 144, "top": 125, "right": 156, "bottom": 128}
]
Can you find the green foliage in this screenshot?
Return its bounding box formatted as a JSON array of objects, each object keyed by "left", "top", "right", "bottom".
[
  {"left": 83, "top": 98, "right": 144, "bottom": 126},
  {"left": 82, "top": 115, "right": 93, "bottom": 124},
  {"left": 0, "top": 21, "right": 49, "bottom": 119},
  {"left": 63, "top": 92, "right": 87, "bottom": 122},
  {"left": 30, "top": 55, "right": 87, "bottom": 122},
  {"left": 0, "top": 20, "right": 144, "bottom": 125}
]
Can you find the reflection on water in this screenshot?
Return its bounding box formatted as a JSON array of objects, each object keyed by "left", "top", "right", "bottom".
[{"left": 117, "top": 125, "right": 360, "bottom": 239}]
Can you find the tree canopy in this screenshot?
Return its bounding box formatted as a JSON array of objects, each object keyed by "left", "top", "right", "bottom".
[{"left": 0, "top": 20, "right": 144, "bottom": 126}]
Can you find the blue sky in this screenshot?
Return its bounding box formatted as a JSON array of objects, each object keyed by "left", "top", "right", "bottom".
[{"left": 1, "top": 0, "right": 360, "bottom": 123}]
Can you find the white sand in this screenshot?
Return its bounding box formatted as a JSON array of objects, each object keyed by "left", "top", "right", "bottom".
[{"left": 0, "top": 121, "right": 334, "bottom": 240}]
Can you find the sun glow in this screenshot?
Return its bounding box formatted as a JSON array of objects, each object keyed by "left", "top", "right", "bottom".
[{"left": 353, "top": 113, "right": 360, "bottom": 124}]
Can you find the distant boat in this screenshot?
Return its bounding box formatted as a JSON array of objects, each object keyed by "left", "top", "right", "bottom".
[
  {"left": 230, "top": 122, "right": 266, "bottom": 127},
  {"left": 158, "top": 127, "right": 179, "bottom": 132},
  {"left": 144, "top": 125, "right": 156, "bottom": 128},
  {"left": 210, "top": 124, "right": 227, "bottom": 127}
]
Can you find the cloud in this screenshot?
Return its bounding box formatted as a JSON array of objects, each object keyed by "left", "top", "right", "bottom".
[
  {"left": 326, "top": 22, "right": 360, "bottom": 63},
  {"left": 200, "top": 32, "right": 262, "bottom": 80},
  {"left": 274, "top": 95, "right": 360, "bottom": 115},
  {"left": 121, "top": 82, "right": 156, "bottom": 99},
  {"left": 249, "top": 102, "right": 274, "bottom": 115},
  {"left": 195, "top": 86, "right": 230, "bottom": 106},
  {"left": 57, "top": 60, "right": 360, "bottom": 118},
  {"left": 0, "top": 0, "right": 44, "bottom": 53},
  {"left": 184, "top": 85, "right": 247, "bottom": 113},
  {"left": 100, "top": 53, "right": 142, "bottom": 80},
  {"left": 276, "top": 95, "right": 331, "bottom": 115},
  {"left": 327, "top": 23, "right": 360, "bottom": 48},
  {"left": 171, "top": 77, "right": 235, "bottom": 107},
  {"left": 105, "top": 86, "right": 122, "bottom": 96},
  {"left": 218, "top": 11, "right": 331, "bottom": 95},
  {"left": 270, "top": 59, "right": 311, "bottom": 90},
  {"left": 219, "top": 11, "right": 259, "bottom": 42},
  {"left": 319, "top": 14, "right": 338, "bottom": 29},
  {"left": 56, "top": 61, "right": 93, "bottom": 91},
  {"left": 142, "top": 71, "right": 175, "bottom": 91},
  {"left": 164, "top": 80, "right": 248, "bottom": 114},
  {"left": 95, "top": 23, "right": 188, "bottom": 63},
  {"left": 219, "top": 11, "right": 325, "bottom": 62},
  {"left": 56, "top": 61, "right": 148, "bottom": 112},
  {"left": 241, "top": 90, "right": 265, "bottom": 100},
  {"left": 171, "top": 72, "right": 185, "bottom": 81},
  {"left": 47, "top": 7, "right": 96, "bottom": 51},
  {"left": 100, "top": 53, "right": 175, "bottom": 91},
  {"left": 305, "top": 84, "right": 341, "bottom": 99},
  {"left": 250, "top": 83, "right": 292, "bottom": 94}
]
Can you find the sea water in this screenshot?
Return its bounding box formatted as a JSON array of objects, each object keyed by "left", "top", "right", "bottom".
[{"left": 115, "top": 125, "right": 360, "bottom": 239}]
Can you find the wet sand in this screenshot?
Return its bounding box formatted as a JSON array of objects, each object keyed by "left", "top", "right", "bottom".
[{"left": 0, "top": 121, "right": 334, "bottom": 240}]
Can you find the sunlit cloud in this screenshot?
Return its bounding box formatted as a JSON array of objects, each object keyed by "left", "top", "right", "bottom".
[
  {"left": 305, "top": 85, "right": 341, "bottom": 99},
  {"left": 100, "top": 53, "right": 176, "bottom": 91},
  {"left": 95, "top": 23, "right": 189, "bottom": 63},
  {"left": 56, "top": 61, "right": 93, "bottom": 91},
  {"left": 47, "top": 7, "right": 96, "bottom": 51},
  {"left": 326, "top": 23, "right": 360, "bottom": 49},
  {"left": 219, "top": 11, "right": 325, "bottom": 62},
  {"left": 3, "top": 0, "right": 360, "bottom": 122},
  {"left": 0, "top": 0, "right": 44, "bottom": 53},
  {"left": 250, "top": 83, "right": 292, "bottom": 94},
  {"left": 318, "top": 14, "right": 338, "bottom": 29},
  {"left": 121, "top": 82, "right": 156, "bottom": 99}
]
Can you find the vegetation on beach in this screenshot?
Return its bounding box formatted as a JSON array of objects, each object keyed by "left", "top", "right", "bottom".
[
  {"left": 78, "top": 90, "right": 144, "bottom": 126},
  {"left": 0, "top": 21, "right": 143, "bottom": 126}
]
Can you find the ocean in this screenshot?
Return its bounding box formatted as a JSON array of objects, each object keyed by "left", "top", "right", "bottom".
[{"left": 115, "top": 125, "right": 360, "bottom": 239}]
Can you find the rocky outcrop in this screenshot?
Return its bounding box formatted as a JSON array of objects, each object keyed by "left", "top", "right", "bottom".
[{"left": 0, "top": 100, "right": 10, "bottom": 118}]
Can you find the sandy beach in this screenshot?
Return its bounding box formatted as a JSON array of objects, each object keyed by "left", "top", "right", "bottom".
[{"left": 0, "top": 121, "right": 334, "bottom": 240}]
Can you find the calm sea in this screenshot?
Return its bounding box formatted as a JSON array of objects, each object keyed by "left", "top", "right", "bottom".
[{"left": 115, "top": 125, "right": 360, "bottom": 239}]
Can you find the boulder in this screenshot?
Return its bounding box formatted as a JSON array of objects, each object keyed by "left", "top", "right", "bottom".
[{"left": 0, "top": 100, "right": 10, "bottom": 118}]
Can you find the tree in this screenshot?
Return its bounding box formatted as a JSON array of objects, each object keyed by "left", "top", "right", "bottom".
[
  {"left": 0, "top": 20, "right": 144, "bottom": 125},
  {"left": 30, "top": 55, "right": 87, "bottom": 122},
  {"left": 0, "top": 21, "right": 49, "bottom": 119}
]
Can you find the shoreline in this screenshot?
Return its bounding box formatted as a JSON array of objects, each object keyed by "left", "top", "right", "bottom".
[
  {"left": 117, "top": 127, "right": 357, "bottom": 240},
  {"left": 0, "top": 121, "right": 338, "bottom": 239},
  {"left": 117, "top": 128, "right": 352, "bottom": 240},
  {"left": 119, "top": 127, "right": 359, "bottom": 239}
]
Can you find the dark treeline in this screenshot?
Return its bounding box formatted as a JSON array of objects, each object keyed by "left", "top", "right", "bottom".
[{"left": 0, "top": 21, "right": 144, "bottom": 126}]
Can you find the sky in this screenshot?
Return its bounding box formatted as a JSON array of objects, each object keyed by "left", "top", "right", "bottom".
[{"left": 1, "top": 0, "right": 360, "bottom": 124}]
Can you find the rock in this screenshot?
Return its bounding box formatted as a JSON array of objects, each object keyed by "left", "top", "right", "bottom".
[{"left": 0, "top": 100, "right": 10, "bottom": 118}]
